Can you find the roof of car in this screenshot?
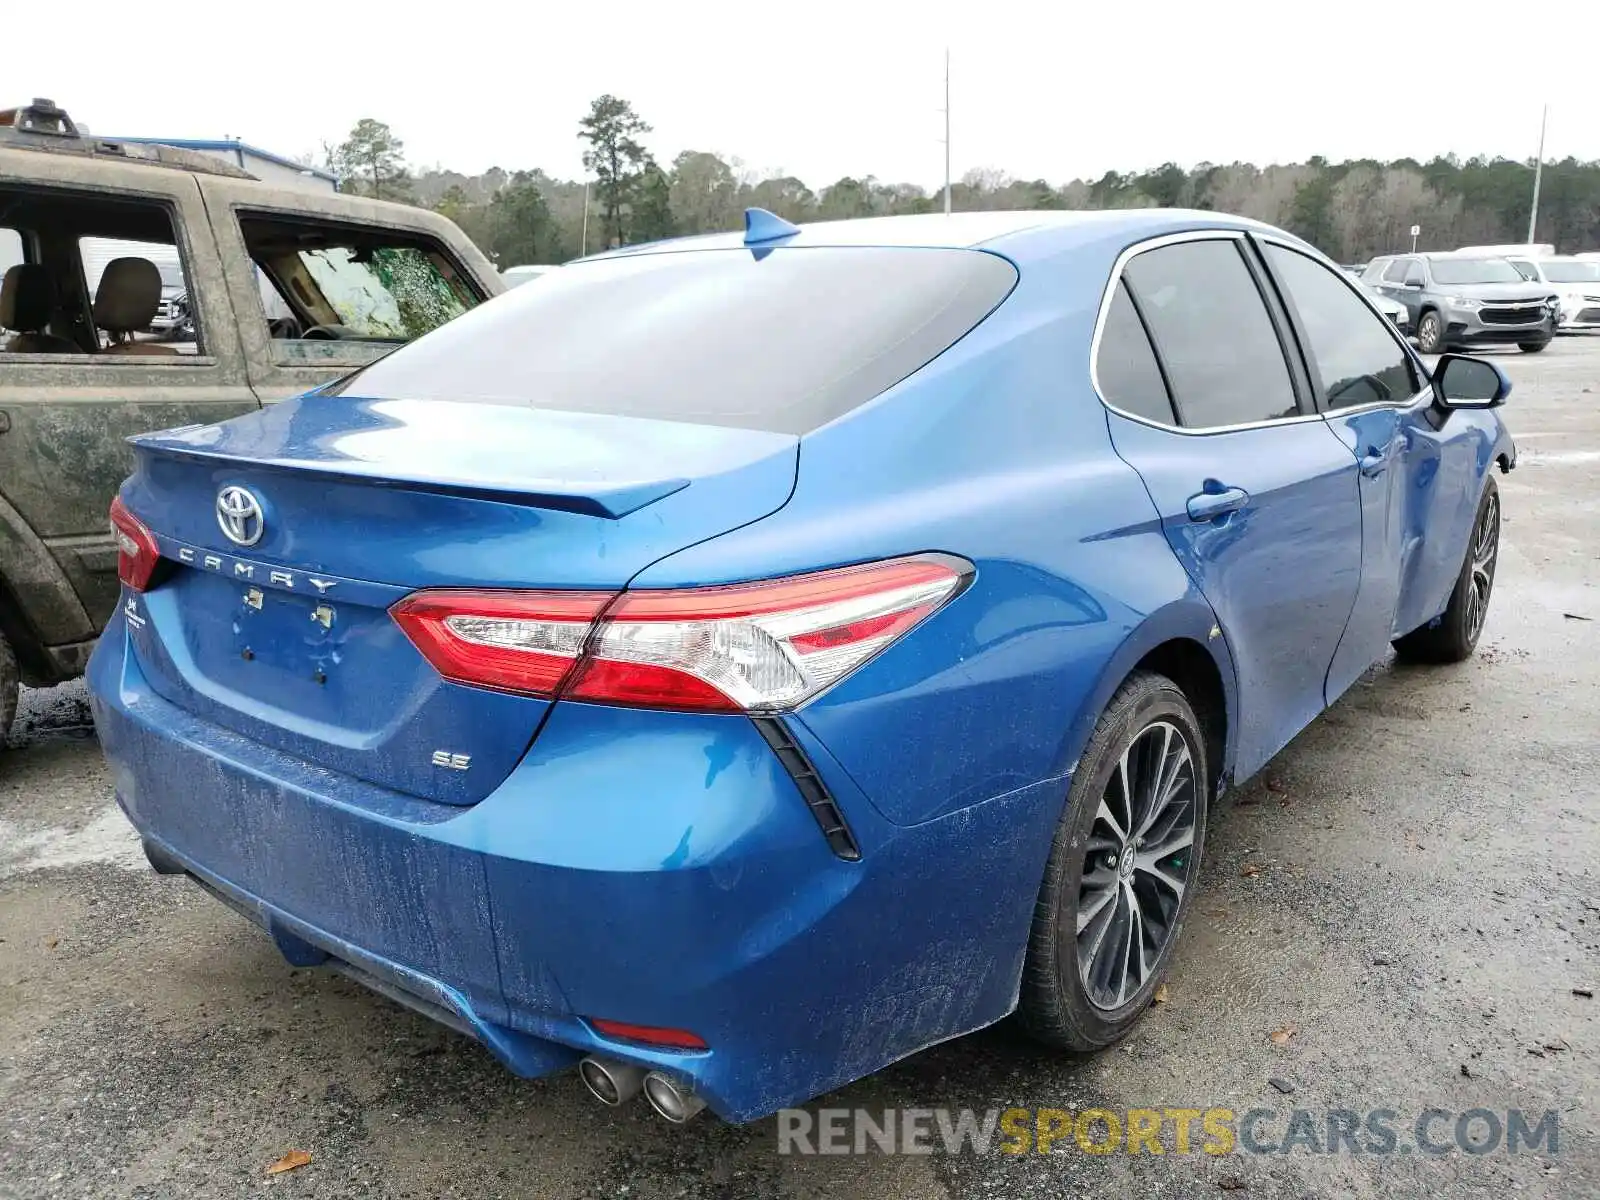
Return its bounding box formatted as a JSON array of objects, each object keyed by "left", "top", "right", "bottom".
[{"left": 585, "top": 208, "right": 1293, "bottom": 267}]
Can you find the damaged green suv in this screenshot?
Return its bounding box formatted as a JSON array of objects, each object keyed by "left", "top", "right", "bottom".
[{"left": 0, "top": 99, "right": 502, "bottom": 742}]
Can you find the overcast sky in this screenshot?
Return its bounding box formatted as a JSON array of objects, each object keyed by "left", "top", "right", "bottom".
[{"left": 25, "top": 1, "right": 1600, "bottom": 189}]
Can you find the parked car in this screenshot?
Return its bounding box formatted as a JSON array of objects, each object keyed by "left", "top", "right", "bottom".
[
  {"left": 1498, "top": 256, "right": 1600, "bottom": 332},
  {"left": 1361, "top": 253, "right": 1557, "bottom": 353},
  {"left": 0, "top": 98, "right": 502, "bottom": 742},
  {"left": 89, "top": 206, "right": 1516, "bottom": 1124},
  {"left": 1363, "top": 283, "right": 1411, "bottom": 332},
  {"left": 1453, "top": 242, "right": 1555, "bottom": 259},
  {"left": 501, "top": 263, "right": 556, "bottom": 288}
]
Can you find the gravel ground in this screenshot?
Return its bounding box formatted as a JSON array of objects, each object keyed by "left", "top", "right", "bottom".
[{"left": 2, "top": 340, "right": 1597, "bottom": 1199}]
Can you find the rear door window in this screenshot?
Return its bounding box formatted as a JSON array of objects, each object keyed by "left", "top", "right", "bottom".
[
  {"left": 1123, "top": 239, "right": 1299, "bottom": 429},
  {"left": 335, "top": 246, "right": 1019, "bottom": 433},
  {"left": 1382, "top": 259, "right": 1410, "bottom": 283},
  {"left": 238, "top": 213, "right": 482, "bottom": 368}
]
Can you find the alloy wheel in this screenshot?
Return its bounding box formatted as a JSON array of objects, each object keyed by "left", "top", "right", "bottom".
[
  {"left": 1077, "top": 720, "right": 1198, "bottom": 1010},
  {"left": 1419, "top": 313, "right": 1442, "bottom": 352},
  {"left": 1463, "top": 491, "right": 1499, "bottom": 643}
]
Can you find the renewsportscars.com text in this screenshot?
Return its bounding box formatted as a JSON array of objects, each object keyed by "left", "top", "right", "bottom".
[{"left": 776, "top": 1106, "right": 1561, "bottom": 1157}]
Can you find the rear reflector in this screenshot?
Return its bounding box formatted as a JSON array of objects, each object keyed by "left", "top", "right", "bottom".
[
  {"left": 391, "top": 554, "right": 970, "bottom": 711},
  {"left": 587, "top": 1018, "right": 709, "bottom": 1051},
  {"left": 109, "top": 495, "right": 160, "bottom": 593}
]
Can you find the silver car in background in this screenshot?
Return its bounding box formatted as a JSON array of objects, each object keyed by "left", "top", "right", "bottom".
[{"left": 1501, "top": 256, "right": 1600, "bottom": 332}]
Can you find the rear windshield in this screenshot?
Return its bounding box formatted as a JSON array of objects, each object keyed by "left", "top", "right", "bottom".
[
  {"left": 1430, "top": 258, "right": 1525, "bottom": 285},
  {"left": 332, "top": 246, "right": 1018, "bottom": 433}
]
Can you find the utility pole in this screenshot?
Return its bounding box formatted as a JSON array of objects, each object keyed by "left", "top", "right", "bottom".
[
  {"left": 1527, "top": 104, "right": 1548, "bottom": 244},
  {"left": 942, "top": 49, "right": 951, "bottom": 215},
  {"left": 581, "top": 180, "right": 590, "bottom": 257}
]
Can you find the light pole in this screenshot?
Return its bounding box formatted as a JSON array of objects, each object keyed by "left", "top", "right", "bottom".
[
  {"left": 1526, "top": 104, "right": 1548, "bottom": 244},
  {"left": 941, "top": 49, "right": 951, "bottom": 215}
]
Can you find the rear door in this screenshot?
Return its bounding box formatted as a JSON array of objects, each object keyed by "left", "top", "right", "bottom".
[
  {"left": 195, "top": 177, "right": 502, "bottom": 403},
  {"left": 1257, "top": 238, "right": 1429, "bottom": 703},
  {"left": 1098, "top": 232, "right": 1364, "bottom": 780},
  {"left": 0, "top": 155, "right": 255, "bottom": 641}
]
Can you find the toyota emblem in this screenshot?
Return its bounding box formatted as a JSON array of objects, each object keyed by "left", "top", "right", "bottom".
[{"left": 216, "top": 485, "right": 265, "bottom": 547}]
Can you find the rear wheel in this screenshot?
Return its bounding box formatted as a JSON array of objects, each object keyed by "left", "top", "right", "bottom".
[
  {"left": 1018, "top": 671, "right": 1208, "bottom": 1050},
  {"left": 1519, "top": 340, "right": 1550, "bottom": 353},
  {"left": 0, "top": 631, "right": 17, "bottom": 749},
  {"left": 1394, "top": 478, "right": 1500, "bottom": 664},
  {"left": 1416, "top": 309, "right": 1447, "bottom": 354}
]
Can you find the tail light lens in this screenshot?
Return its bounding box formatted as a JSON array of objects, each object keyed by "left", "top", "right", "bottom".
[
  {"left": 109, "top": 496, "right": 160, "bottom": 592},
  {"left": 391, "top": 555, "right": 970, "bottom": 712},
  {"left": 390, "top": 589, "right": 611, "bottom": 697}
]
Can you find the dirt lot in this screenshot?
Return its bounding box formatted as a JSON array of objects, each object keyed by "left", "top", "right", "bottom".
[{"left": 2, "top": 341, "right": 1597, "bottom": 1199}]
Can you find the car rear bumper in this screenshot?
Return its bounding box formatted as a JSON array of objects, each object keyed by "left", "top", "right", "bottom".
[{"left": 88, "top": 602, "right": 1059, "bottom": 1121}]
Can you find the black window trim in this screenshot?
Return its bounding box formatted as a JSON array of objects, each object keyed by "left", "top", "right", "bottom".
[
  {"left": 1251, "top": 233, "right": 1432, "bottom": 417},
  {"left": 1088, "top": 228, "right": 1323, "bottom": 436}
]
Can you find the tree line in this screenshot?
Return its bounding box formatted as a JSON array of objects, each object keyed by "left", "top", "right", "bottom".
[{"left": 324, "top": 98, "right": 1600, "bottom": 268}]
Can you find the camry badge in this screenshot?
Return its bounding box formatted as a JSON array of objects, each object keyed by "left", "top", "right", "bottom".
[{"left": 216, "top": 486, "right": 265, "bottom": 547}]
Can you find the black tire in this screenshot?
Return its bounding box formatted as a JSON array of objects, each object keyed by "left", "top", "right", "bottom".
[
  {"left": 1416, "top": 309, "right": 1447, "bottom": 354},
  {"left": 1394, "top": 477, "right": 1500, "bottom": 664},
  {"left": 1518, "top": 340, "right": 1550, "bottom": 353},
  {"left": 1017, "top": 670, "right": 1209, "bottom": 1050},
  {"left": 0, "top": 631, "right": 16, "bottom": 749}
]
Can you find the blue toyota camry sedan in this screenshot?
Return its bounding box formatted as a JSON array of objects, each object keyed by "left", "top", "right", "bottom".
[{"left": 90, "top": 208, "right": 1516, "bottom": 1124}]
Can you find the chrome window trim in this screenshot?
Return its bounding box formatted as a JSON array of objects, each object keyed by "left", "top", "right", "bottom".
[
  {"left": 1254, "top": 234, "right": 1434, "bottom": 415},
  {"left": 1088, "top": 228, "right": 1325, "bottom": 436}
]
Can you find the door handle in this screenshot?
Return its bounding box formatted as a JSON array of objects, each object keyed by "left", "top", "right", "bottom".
[
  {"left": 1186, "top": 486, "right": 1250, "bottom": 522},
  {"left": 1359, "top": 448, "right": 1389, "bottom": 478}
]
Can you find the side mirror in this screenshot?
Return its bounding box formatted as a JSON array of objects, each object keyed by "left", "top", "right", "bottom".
[
  {"left": 1432, "top": 353, "right": 1510, "bottom": 409},
  {"left": 1403, "top": 279, "right": 1424, "bottom": 290}
]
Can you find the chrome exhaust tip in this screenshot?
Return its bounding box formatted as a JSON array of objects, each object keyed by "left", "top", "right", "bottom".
[
  {"left": 578, "top": 1056, "right": 646, "bottom": 1107},
  {"left": 642, "top": 1070, "right": 707, "bottom": 1123}
]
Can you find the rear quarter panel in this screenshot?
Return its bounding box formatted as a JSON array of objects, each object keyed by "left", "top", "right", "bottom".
[{"left": 629, "top": 250, "right": 1235, "bottom": 827}]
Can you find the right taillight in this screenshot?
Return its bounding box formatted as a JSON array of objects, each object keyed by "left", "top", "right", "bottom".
[
  {"left": 109, "top": 495, "right": 160, "bottom": 593},
  {"left": 391, "top": 554, "right": 971, "bottom": 712}
]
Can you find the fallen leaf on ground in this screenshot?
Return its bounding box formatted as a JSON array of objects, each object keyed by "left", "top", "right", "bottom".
[
  {"left": 1218, "top": 1178, "right": 1247, "bottom": 1192},
  {"left": 44, "top": 938, "right": 58, "bottom": 949},
  {"left": 1574, "top": 988, "right": 1594, "bottom": 999},
  {"left": 1153, "top": 983, "right": 1170, "bottom": 1004},
  {"left": 1264, "top": 777, "right": 1287, "bottom": 794},
  {"left": 1269, "top": 1024, "right": 1297, "bottom": 1047},
  {"left": 265, "top": 1150, "right": 312, "bottom": 1176},
  {"left": 1241, "top": 863, "right": 1261, "bottom": 878}
]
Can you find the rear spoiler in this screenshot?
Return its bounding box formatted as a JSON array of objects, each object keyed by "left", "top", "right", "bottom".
[{"left": 127, "top": 434, "right": 689, "bottom": 520}]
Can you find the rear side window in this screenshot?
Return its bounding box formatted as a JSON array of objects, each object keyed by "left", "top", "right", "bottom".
[
  {"left": 1382, "top": 259, "right": 1410, "bottom": 283},
  {"left": 1264, "top": 244, "right": 1420, "bottom": 409},
  {"left": 335, "top": 246, "right": 1018, "bottom": 434},
  {"left": 1123, "top": 240, "right": 1298, "bottom": 428},
  {"left": 1095, "top": 282, "right": 1175, "bottom": 424}
]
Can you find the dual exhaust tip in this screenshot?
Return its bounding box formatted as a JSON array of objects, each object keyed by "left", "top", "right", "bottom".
[{"left": 578, "top": 1056, "right": 706, "bottom": 1123}]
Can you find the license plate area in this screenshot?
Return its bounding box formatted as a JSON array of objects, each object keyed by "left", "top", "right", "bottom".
[{"left": 170, "top": 566, "right": 396, "bottom": 714}]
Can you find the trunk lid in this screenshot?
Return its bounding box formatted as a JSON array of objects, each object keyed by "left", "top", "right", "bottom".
[{"left": 120, "top": 393, "right": 798, "bottom": 804}]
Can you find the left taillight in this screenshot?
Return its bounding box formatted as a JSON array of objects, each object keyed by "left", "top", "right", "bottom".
[{"left": 109, "top": 495, "right": 160, "bottom": 592}]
